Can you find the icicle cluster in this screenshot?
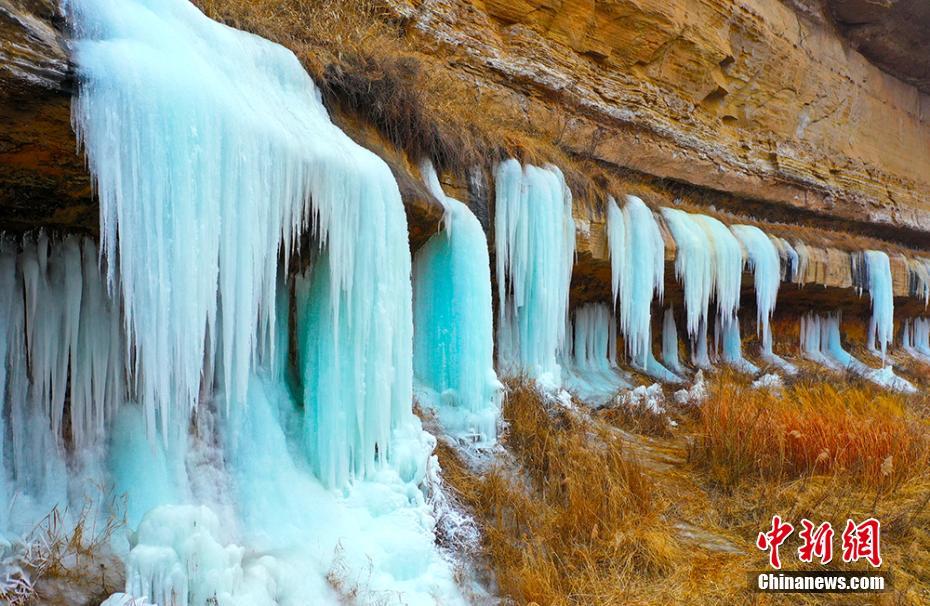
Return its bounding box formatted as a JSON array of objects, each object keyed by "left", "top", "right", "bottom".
[
  {"left": 731, "top": 225, "right": 796, "bottom": 373},
  {"left": 495, "top": 159, "right": 576, "bottom": 387},
  {"left": 801, "top": 312, "right": 915, "bottom": 392},
  {"left": 58, "top": 1, "right": 464, "bottom": 603},
  {"left": 562, "top": 303, "right": 630, "bottom": 405},
  {"left": 660, "top": 208, "right": 745, "bottom": 370},
  {"left": 0, "top": 235, "right": 123, "bottom": 533},
  {"left": 413, "top": 162, "right": 502, "bottom": 445},
  {"left": 607, "top": 196, "right": 679, "bottom": 381},
  {"left": 906, "top": 258, "right": 930, "bottom": 305},
  {"left": 902, "top": 317, "right": 930, "bottom": 363}
]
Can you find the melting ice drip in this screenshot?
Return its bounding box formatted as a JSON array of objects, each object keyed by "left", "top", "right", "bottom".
[
  {"left": 730, "top": 225, "right": 796, "bottom": 374},
  {"left": 660, "top": 208, "right": 750, "bottom": 372},
  {"left": 800, "top": 313, "right": 915, "bottom": 393},
  {"left": 494, "top": 159, "right": 575, "bottom": 388},
  {"left": 607, "top": 196, "right": 681, "bottom": 382},
  {"left": 39, "top": 0, "right": 469, "bottom": 603},
  {"left": 562, "top": 303, "right": 631, "bottom": 405},
  {"left": 412, "top": 162, "right": 502, "bottom": 445}
]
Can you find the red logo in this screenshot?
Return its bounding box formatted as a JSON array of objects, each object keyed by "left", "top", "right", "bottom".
[
  {"left": 798, "top": 519, "right": 834, "bottom": 564},
  {"left": 757, "top": 515, "right": 794, "bottom": 569},
  {"left": 841, "top": 518, "right": 882, "bottom": 567},
  {"left": 758, "top": 516, "right": 882, "bottom": 569}
]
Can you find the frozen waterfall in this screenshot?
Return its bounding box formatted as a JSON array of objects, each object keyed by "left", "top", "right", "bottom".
[
  {"left": 495, "top": 159, "right": 575, "bottom": 388},
  {"left": 413, "top": 162, "right": 502, "bottom": 445}
]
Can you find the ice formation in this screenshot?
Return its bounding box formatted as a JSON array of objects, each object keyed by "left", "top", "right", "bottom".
[
  {"left": 495, "top": 159, "right": 575, "bottom": 388},
  {"left": 3, "top": 0, "right": 471, "bottom": 603},
  {"left": 901, "top": 317, "right": 930, "bottom": 364},
  {"left": 0, "top": 235, "right": 116, "bottom": 535},
  {"left": 562, "top": 303, "right": 631, "bottom": 405},
  {"left": 413, "top": 162, "right": 502, "bottom": 444},
  {"left": 661, "top": 208, "right": 747, "bottom": 371},
  {"left": 856, "top": 251, "right": 895, "bottom": 359},
  {"left": 907, "top": 258, "right": 930, "bottom": 305},
  {"left": 731, "top": 225, "right": 796, "bottom": 374},
  {"left": 661, "top": 307, "right": 687, "bottom": 376},
  {"left": 800, "top": 313, "right": 915, "bottom": 393},
  {"left": 771, "top": 237, "right": 800, "bottom": 282},
  {"left": 617, "top": 383, "right": 666, "bottom": 415},
  {"left": 608, "top": 196, "right": 680, "bottom": 382}
]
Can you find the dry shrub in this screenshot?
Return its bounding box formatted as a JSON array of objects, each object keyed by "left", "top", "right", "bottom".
[
  {"left": 439, "top": 379, "right": 681, "bottom": 605},
  {"left": 1, "top": 503, "right": 125, "bottom": 605},
  {"left": 689, "top": 374, "right": 930, "bottom": 492}
]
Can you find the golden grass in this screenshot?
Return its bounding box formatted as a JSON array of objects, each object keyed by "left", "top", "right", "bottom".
[
  {"left": 689, "top": 375, "right": 930, "bottom": 492},
  {"left": 438, "top": 379, "right": 682, "bottom": 605},
  {"left": 1, "top": 503, "right": 126, "bottom": 605},
  {"left": 435, "top": 375, "right": 930, "bottom": 605}
]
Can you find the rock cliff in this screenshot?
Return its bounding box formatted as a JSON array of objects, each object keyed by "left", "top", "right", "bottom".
[{"left": 1, "top": 0, "right": 929, "bottom": 322}]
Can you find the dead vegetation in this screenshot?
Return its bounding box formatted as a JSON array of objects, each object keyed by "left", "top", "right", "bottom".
[
  {"left": 689, "top": 374, "right": 930, "bottom": 492},
  {"left": 0, "top": 503, "right": 125, "bottom": 605},
  {"left": 434, "top": 373, "right": 930, "bottom": 605}
]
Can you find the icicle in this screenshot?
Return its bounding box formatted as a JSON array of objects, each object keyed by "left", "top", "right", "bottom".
[
  {"left": 860, "top": 251, "right": 894, "bottom": 360},
  {"left": 901, "top": 317, "right": 930, "bottom": 364},
  {"left": 413, "top": 161, "right": 502, "bottom": 445},
  {"left": 608, "top": 196, "right": 680, "bottom": 382},
  {"left": 661, "top": 307, "right": 687, "bottom": 376},
  {"left": 793, "top": 241, "right": 811, "bottom": 284},
  {"left": 562, "top": 303, "right": 631, "bottom": 405},
  {"left": 906, "top": 258, "right": 930, "bottom": 305},
  {"left": 495, "top": 159, "right": 575, "bottom": 388},
  {"left": 731, "top": 225, "right": 796, "bottom": 374},
  {"left": 800, "top": 312, "right": 915, "bottom": 392},
  {"left": 661, "top": 208, "right": 746, "bottom": 371},
  {"left": 771, "top": 237, "right": 800, "bottom": 282},
  {"left": 660, "top": 208, "right": 712, "bottom": 350}
]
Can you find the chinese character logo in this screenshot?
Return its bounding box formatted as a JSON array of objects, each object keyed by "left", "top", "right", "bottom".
[
  {"left": 842, "top": 518, "right": 882, "bottom": 567},
  {"left": 758, "top": 516, "right": 882, "bottom": 569},
  {"left": 757, "top": 515, "right": 794, "bottom": 569},
  {"left": 798, "top": 519, "right": 834, "bottom": 564}
]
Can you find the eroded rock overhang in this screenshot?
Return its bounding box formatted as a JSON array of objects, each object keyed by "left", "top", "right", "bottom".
[{"left": 1, "top": 0, "right": 929, "bottom": 325}]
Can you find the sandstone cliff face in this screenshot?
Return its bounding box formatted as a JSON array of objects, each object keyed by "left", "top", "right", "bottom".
[
  {"left": 392, "top": 0, "right": 930, "bottom": 240},
  {"left": 1, "top": 0, "right": 929, "bottom": 322},
  {"left": 0, "top": 0, "right": 95, "bottom": 230}
]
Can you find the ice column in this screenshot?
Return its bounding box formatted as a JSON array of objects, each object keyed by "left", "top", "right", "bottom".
[
  {"left": 608, "top": 196, "right": 681, "bottom": 382},
  {"left": 801, "top": 312, "right": 914, "bottom": 393},
  {"left": 858, "top": 251, "right": 895, "bottom": 359},
  {"left": 562, "top": 303, "right": 631, "bottom": 405},
  {"left": 661, "top": 307, "right": 687, "bottom": 376},
  {"left": 413, "top": 162, "right": 502, "bottom": 445},
  {"left": 731, "top": 225, "right": 796, "bottom": 374},
  {"left": 495, "top": 159, "right": 575, "bottom": 388}
]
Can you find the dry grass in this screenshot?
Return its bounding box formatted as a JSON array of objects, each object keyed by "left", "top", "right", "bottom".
[
  {"left": 434, "top": 374, "right": 930, "bottom": 605},
  {"left": 689, "top": 374, "right": 930, "bottom": 492},
  {"left": 438, "top": 379, "right": 682, "bottom": 605},
  {"left": 0, "top": 503, "right": 125, "bottom": 605}
]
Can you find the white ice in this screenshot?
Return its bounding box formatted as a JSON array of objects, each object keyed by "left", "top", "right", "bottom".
[
  {"left": 495, "top": 159, "right": 575, "bottom": 389},
  {"left": 562, "top": 303, "right": 632, "bottom": 406},
  {"left": 608, "top": 196, "right": 681, "bottom": 382}
]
